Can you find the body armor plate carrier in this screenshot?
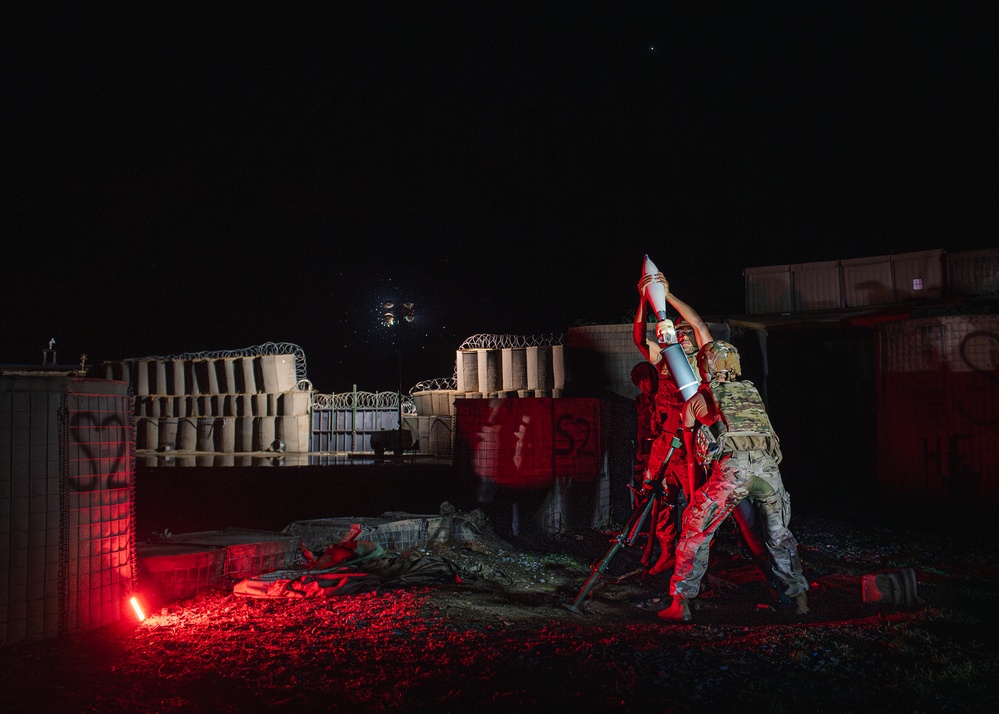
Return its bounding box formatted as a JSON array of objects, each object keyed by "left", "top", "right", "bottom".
[{"left": 697, "top": 380, "right": 782, "bottom": 465}]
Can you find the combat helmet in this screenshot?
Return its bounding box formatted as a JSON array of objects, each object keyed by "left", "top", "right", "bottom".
[
  {"left": 696, "top": 341, "right": 741, "bottom": 381},
  {"left": 630, "top": 361, "right": 658, "bottom": 390}
]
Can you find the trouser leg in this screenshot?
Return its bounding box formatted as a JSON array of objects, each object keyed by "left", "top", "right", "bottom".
[
  {"left": 670, "top": 460, "right": 745, "bottom": 599},
  {"left": 648, "top": 489, "right": 678, "bottom": 574},
  {"left": 749, "top": 458, "right": 809, "bottom": 598}
]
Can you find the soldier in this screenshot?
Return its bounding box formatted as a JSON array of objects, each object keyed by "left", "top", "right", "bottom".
[
  {"left": 632, "top": 272, "right": 712, "bottom": 575},
  {"left": 658, "top": 339, "right": 810, "bottom": 621},
  {"left": 630, "top": 361, "right": 659, "bottom": 508},
  {"left": 631, "top": 361, "right": 659, "bottom": 457}
]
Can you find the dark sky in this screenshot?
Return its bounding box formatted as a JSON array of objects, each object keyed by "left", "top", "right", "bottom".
[{"left": 4, "top": 3, "right": 996, "bottom": 392}]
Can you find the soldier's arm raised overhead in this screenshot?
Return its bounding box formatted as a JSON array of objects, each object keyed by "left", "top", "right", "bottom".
[
  {"left": 635, "top": 274, "right": 663, "bottom": 362},
  {"left": 645, "top": 273, "right": 713, "bottom": 348},
  {"left": 633, "top": 291, "right": 654, "bottom": 362}
]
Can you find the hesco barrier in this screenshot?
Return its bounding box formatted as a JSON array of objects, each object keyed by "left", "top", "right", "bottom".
[
  {"left": 135, "top": 530, "right": 302, "bottom": 606},
  {"left": 454, "top": 343, "right": 564, "bottom": 397},
  {"left": 102, "top": 337, "right": 577, "bottom": 458},
  {"left": 875, "top": 314, "right": 999, "bottom": 500},
  {"left": 1, "top": 374, "right": 135, "bottom": 643},
  {"left": 101, "top": 344, "right": 313, "bottom": 454}
]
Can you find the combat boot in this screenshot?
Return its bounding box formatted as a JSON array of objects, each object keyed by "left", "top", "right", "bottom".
[
  {"left": 647, "top": 555, "right": 675, "bottom": 576},
  {"left": 657, "top": 597, "right": 691, "bottom": 622}
]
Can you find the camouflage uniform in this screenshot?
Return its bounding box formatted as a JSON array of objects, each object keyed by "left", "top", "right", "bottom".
[{"left": 669, "top": 379, "right": 808, "bottom": 601}]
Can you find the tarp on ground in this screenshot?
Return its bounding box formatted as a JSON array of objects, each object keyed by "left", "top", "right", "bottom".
[{"left": 233, "top": 541, "right": 458, "bottom": 599}]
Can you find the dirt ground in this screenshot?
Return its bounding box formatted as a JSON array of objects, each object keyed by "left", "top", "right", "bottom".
[{"left": 2, "top": 498, "right": 998, "bottom": 713}]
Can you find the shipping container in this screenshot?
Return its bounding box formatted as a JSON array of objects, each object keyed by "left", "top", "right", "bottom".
[
  {"left": 875, "top": 315, "right": 999, "bottom": 501},
  {"left": 946, "top": 248, "right": 999, "bottom": 298},
  {"left": 892, "top": 249, "right": 944, "bottom": 301},
  {"left": 842, "top": 254, "right": 894, "bottom": 307},
  {"left": 743, "top": 264, "right": 792, "bottom": 315},
  {"left": 791, "top": 260, "right": 843, "bottom": 311}
]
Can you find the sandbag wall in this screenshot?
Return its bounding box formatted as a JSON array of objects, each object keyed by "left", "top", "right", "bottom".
[{"left": 102, "top": 354, "right": 312, "bottom": 453}]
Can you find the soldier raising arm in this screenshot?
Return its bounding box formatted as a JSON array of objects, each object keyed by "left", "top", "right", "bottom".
[
  {"left": 658, "top": 339, "right": 810, "bottom": 623},
  {"left": 634, "top": 272, "right": 712, "bottom": 357},
  {"left": 629, "top": 271, "right": 712, "bottom": 577}
]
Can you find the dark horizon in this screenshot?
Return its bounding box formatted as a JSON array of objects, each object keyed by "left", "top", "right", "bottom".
[{"left": 5, "top": 4, "right": 996, "bottom": 391}]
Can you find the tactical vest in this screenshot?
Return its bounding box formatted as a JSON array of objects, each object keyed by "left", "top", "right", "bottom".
[{"left": 701, "top": 379, "right": 782, "bottom": 463}]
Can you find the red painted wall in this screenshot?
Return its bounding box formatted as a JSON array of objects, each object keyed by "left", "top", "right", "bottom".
[
  {"left": 453, "top": 397, "right": 601, "bottom": 489},
  {"left": 876, "top": 316, "right": 999, "bottom": 501}
]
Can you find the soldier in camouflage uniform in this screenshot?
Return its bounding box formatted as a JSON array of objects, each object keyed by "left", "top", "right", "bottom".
[
  {"left": 632, "top": 272, "right": 713, "bottom": 575},
  {"left": 659, "top": 339, "right": 810, "bottom": 622}
]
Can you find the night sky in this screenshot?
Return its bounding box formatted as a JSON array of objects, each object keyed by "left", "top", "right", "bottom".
[{"left": 4, "top": 4, "right": 996, "bottom": 392}]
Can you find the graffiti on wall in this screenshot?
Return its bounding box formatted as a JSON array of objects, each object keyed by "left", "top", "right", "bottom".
[
  {"left": 957, "top": 329, "right": 999, "bottom": 426},
  {"left": 63, "top": 392, "right": 134, "bottom": 493},
  {"left": 879, "top": 319, "right": 999, "bottom": 501},
  {"left": 454, "top": 398, "right": 601, "bottom": 490}
]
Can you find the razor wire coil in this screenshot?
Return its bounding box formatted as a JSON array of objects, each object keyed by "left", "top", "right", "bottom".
[
  {"left": 311, "top": 390, "right": 416, "bottom": 414},
  {"left": 410, "top": 377, "right": 458, "bottom": 392},
  {"left": 123, "top": 342, "right": 309, "bottom": 386},
  {"left": 458, "top": 333, "right": 564, "bottom": 350}
]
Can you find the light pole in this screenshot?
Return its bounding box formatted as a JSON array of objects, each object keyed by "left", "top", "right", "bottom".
[{"left": 381, "top": 300, "right": 416, "bottom": 454}]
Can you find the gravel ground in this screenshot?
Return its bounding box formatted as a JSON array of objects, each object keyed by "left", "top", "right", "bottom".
[{"left": 2, "top": 498, "right": 998, "bottom": 713}]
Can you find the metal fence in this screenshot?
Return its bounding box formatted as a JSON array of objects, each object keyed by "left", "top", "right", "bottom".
[{"left": 310, "top": 389, "right": 415, "bottom": 453}]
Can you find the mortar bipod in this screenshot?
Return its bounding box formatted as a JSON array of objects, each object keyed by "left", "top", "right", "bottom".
[{"left": 563, "top": 431, "right": 682, "bottom": 614}]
